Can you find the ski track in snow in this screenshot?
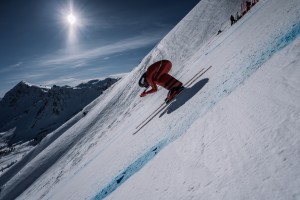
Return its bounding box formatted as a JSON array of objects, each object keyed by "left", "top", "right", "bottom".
[{"left": 92, "top": 14, "right": 300, "bottom": 200}]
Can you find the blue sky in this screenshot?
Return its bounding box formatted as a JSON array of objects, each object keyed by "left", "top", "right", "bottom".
[{"left": 0, "top": 0, "right": 199, "bottom": 97}]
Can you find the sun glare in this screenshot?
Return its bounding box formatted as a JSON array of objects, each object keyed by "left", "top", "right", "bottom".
[
  {"left": 60, "top": 3, "right": 85, "bottom": 47},
  {"left": 67, "top": 14, "right": 76, "bottom": 25}
]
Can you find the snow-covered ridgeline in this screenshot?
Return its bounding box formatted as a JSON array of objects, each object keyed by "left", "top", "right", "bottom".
[{"left": 0, "top": 78, "right": 119, "bottom": 144}]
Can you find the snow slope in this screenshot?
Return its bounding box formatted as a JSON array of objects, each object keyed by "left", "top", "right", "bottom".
[{"left": 1, "top": 0, "right": 300, "bottom": 199}]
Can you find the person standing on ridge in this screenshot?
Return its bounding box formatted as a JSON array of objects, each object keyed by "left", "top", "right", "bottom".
[
  {"left": 138, "top": 60, "right": 184, "bottom": 103},
  {"left": 230, "top": 15, "right": 236, "bottom": 26}
]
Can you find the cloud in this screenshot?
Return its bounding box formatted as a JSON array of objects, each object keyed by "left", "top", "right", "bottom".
[
  {"left": 40, "top": 75, "right": 108, "bottom": 87},
  {"left": 10, "top": 62, "right": 23, "bottom": 68},
  {"left": 0, "top": 62, "right": 24, "bottom": 73},
  {"left": 6, "top": 73, "right": 47, "bottom": 84},
  {"left": 35, "top": 33, "right": 164, "bottom": 69},
  {"left": 41, "top": 77, "right": 80, "bottom": 86}
]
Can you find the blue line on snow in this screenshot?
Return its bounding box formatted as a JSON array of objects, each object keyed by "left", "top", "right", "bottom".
[
  {"left": 92, "top": 139, "right": 168, "bottom": 200},
  {"left": 91, "top": 22, "right": 300, "bottom": 200}
]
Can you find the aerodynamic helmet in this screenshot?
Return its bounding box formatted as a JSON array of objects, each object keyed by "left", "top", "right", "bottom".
[{"left": 138, "top": 73, "right": 149, "bottom": 88}]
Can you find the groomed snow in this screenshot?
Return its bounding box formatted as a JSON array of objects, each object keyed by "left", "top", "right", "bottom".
[{"left": 0, "top": 0, "right": 299, "bottom": 199}]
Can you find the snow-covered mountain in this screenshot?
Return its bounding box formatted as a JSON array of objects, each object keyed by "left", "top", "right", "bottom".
[
  {"left": 0, "top": 78, "right": 118, "bottom": 145},
  {"left": 0, "top": 0, "right": 300, "bottom": 199},
  {"left": 0, "top": 78, "right": 119, "bottom": 145},
  {"left": 0, "top": 78, "right": 118, "bottom": 175}
]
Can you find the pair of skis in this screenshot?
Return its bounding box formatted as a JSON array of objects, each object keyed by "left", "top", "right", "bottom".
[{"left": 133, "top": 66, "right": 212, "bottom": 135}]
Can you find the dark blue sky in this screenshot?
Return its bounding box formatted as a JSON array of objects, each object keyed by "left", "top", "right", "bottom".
[{"left": 0, "top": 0, "right": 199, "bottom": 97}]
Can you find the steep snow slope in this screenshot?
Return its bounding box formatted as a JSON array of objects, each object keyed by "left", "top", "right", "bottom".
[
  {"left": 1, "top": 0, "right": 300, "bottom": 199},
  {"left": 107, "top": 25, "right": 300, "bottom": 200}
]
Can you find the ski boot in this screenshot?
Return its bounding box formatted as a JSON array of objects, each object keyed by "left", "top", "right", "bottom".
[{"left": 165, "top": 86, "right": 185, "bottom": 104}]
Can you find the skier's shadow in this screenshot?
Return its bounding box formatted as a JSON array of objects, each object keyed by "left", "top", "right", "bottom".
[{"left": 160, "top": 78, "right": 209, "bottom": 117}]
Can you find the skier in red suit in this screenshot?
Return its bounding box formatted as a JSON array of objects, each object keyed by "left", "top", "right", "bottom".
[{"left": 138, "top": 60, "right": 184, "bottom": 102}]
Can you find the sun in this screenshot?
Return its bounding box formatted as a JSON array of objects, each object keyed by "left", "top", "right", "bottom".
[{"left": 67, "top": 14, "right": 76, "bottom": 25}]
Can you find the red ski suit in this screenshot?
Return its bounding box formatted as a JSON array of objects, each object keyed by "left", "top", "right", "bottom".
[{"left": 143, "top": 60, "right": 182, "bottom": 95}]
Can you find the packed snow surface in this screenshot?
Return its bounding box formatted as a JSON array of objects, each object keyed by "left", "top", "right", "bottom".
[{"left": 0, "top": 0, "right": 300, "bottom": 199}]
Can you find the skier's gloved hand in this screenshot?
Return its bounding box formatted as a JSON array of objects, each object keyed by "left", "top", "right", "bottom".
[{"left": 140, "top": 92, "right": 147, "bottom": 97}]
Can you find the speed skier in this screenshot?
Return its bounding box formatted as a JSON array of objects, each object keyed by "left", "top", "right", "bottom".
[{"left": 138, "top": 60, "right": 184, "bottom": 103}]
